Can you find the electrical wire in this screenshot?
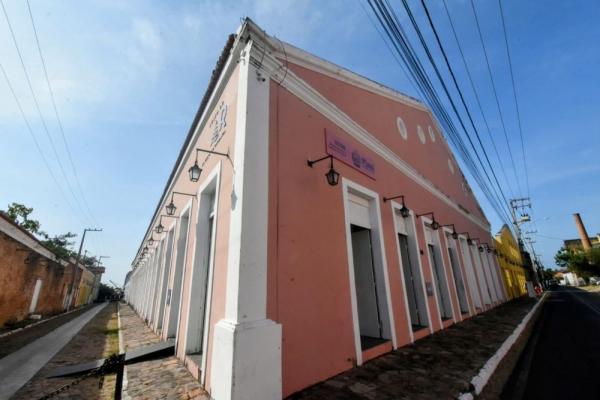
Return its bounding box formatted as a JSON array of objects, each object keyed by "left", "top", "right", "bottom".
[
  {"left": 1, "top": 62, "right": 84, "bottom": 225},
  {"left": 366, "top": 0, "right": 512, "bottom": 226},
  {"left": 440, "top": 0, "right": 516, "bottom": 201},
  {"left": 371, "top": 0, "right": 509, "bottom": 224},
  {"left": 25, "top": 0, "right": 100, "bottom": 227},
  {"left": 413, "top": 0, "right": 512, "bottom": 215},
  {"left": 1, "top": 0, "right": 92, "bottom": 226},
  {"left": 469, "top": 0, "right": 523, "bottom": 197},
  {"left": 498, "top": 0, "right": 530, "bottom": 199}
]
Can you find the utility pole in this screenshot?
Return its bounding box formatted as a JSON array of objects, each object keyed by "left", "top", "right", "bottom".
[
  {"left": 97, "top": 255, "right": 110, "bottom": 266},
  {"left": 509, "top": 198, "right": 540, "bottom": 293},
  {"left": 67, "top": 227, "right": 102, "bottom": 310}
]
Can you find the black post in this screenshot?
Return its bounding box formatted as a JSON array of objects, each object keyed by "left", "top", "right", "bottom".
[{"left": 114, "top": 354, "right": 125, "bottom": 400}]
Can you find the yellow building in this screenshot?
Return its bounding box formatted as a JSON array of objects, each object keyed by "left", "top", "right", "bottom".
[{"left": 494, "top": 225, "right": 527, "bottom": 299}]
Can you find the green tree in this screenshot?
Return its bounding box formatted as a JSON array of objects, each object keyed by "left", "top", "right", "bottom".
[
  {"left": 40, "top": 232, "right": 78, "bottom": 260},
  {"left": 5, "top": 202, "right": 40, "bottom": 234},
  {"left": 554, "top": 247, "right": 600, "bottom": 278}
]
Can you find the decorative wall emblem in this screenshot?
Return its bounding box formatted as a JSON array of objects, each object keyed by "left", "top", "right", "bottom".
[{"left": 210, "top": 101, "right": 228, "bottom": 146}]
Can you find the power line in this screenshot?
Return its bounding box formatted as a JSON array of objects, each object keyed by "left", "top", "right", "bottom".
[
  {"left": 1, "top": 0, "right": 92, "bottom": 225},
  {"left": 1, "top": 62, "right": 83, "bottom": 223},
  {"left": 414, "top": 0, "right": 512, "bottom": 215},
  {"left": 497, "top": 0, "right": 531, "bottom": 198},
  {"left": 371, "top": 0, "right": 510, "bottom": 225},
  {"left": 366, "top": 0, "right": 512, "bottom": 226},
  {"left": 469, "top": 0, "right": 523, "bottom": 197},
  {"left": 25, "top": 0, "right": 100, "bottom": 227},
  {"left": 390, "top": 0, "right": 512, "bottom": 223},
  {"left": 440, "top": 0, "right": 516, "bottom": 201}
]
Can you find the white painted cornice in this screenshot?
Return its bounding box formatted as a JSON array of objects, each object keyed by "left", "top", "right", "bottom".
[{"left": 246, "top": 36, "right": 490, "bottom": 231}]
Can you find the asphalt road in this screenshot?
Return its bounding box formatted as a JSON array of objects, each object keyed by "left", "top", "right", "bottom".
[{"left": 502, "top": 287, "right": 600, "bottom": 400}]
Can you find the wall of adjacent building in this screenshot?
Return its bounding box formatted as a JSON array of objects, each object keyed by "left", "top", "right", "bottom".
[
  {"left": 495, "top": 225, "right": 527, "bottom": 299},
  {"left": 0, "top": 230, "right": 70, "bottom": 326}
]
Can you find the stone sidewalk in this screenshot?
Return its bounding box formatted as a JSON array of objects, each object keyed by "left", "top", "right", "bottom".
[
  {"left": 119, "top": 303, "right": 209, "bottom": 400},
  {"left": 288, "top": 297, "right": 537, "bottom": 400}
]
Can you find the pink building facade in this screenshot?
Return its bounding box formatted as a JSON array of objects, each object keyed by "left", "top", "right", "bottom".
[{"left": 124, "top": 19, "right": 507, "bottom": 400}]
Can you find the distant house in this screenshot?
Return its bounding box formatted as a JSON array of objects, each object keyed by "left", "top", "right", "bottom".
[{"left": 564, "top": 234, "right": 600, "bottom": 251}]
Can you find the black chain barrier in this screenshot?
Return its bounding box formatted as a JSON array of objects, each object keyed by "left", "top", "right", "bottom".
[{"left": 37, "top": 353, "right": 122, "bottom": 400}]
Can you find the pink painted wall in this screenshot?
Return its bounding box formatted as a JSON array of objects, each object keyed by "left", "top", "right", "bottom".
[
  {"left": 267, "top": 62, "right": 496, "bottom": 397},
  {"left": 159, "top": 66, "right": 239, "bottom": 393}
]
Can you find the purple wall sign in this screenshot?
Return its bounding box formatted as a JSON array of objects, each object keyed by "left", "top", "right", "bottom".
[{"left": 325, "top": 130, "right": 376, "bottom": 179}]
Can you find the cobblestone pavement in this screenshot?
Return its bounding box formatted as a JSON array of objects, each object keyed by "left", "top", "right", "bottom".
[
  {"left": 288, "top": 297, "right": 537, "bottom": 400},
  {"left": 0, "top": 305, "right": 92, "bottom": 359},
  {"left": 119, "top": 303, "right": 209, "bottom": 400},
  {"left": 13, "top": 302, "right": 118, "bottom": 399}
]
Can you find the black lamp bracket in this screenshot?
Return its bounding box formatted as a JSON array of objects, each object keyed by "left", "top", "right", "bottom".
[
  {"left": 307, "top": 154, "right": 333, "bottom": 168},
  {"left": 171, "top": 191, "right": 196, "bottom": 199},
  {"left": 195, "top": 148, "right": 230, "bottom": 160},
  {"left": 383, "top": 194, "right": 405, "bottom": 203}
]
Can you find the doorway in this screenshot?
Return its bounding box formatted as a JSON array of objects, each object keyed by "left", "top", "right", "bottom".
[
  {"left": 166, "top": 209, "right": 190, "bottom": 339},
  {"left": 184, "top": 182, "right": 217, "bottom": 364},
  {"left": 156, "top": 229, "right": 175, "bottom": 332},
  {"left": 425, "top": 225, "right": 453, "bottom": 321},
  {"left": 398, "top": 233, "right": 428, "bottom": 330},
  {"left": 446, "top": 237, "right": 469, "bottom": 315},
  {"left": 470, "top": 244, "right": 492, "bottom": 306},
  {"left": 459, "top": 238, "right": 483, "bottom": 310},
  {"left": 345, "top": 185, "right": 395, "bottom": 358},
  {"left": 351, "top": 224, "right": 385, "bottom": 350}
]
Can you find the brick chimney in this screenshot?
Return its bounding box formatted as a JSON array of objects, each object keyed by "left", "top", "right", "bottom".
[{"left": 573, "top": 213, "right": 592, "bottom": 251}]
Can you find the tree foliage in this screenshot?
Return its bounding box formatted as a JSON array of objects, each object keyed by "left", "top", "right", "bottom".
[
  {"left": 6, "top": 202, "right": 41, "bottom": 234},
  {"left": 3, "top": 202, "right": 85, "bottom": 263},
  {"left": 555, "top": 247, "right": 600, "bottom": 278},
  {"left": 41, "top": 232, "right": 78, "bottom": 260}
]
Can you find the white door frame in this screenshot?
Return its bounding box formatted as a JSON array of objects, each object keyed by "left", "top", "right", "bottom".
[
  {"left": 390, "top": 201, "right": 433, "bottom": 341},
  {"left": 342, "top": 178, "right": 397, "bottom": 366},
  {"left": 181, "top": 162, "right": 222, "bottom": 385}
]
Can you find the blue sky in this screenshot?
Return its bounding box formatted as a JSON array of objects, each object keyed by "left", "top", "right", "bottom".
[{"left": 1, "top": 0, "right": 598, "bottom": 285}]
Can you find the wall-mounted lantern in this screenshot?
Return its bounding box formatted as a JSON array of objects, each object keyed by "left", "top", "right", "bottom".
[
  {"left": 416, "top": 212, "right": 440, "bottom": 230},
  {"left": 189, "top": 148, "right": 230, "bottom": 182},
  {"left": 165, "top": 191, "right": 195, "bottom": 216},
  {"left": 383, "top": 194, "right": 410, "bottom": 218},
  {"left": 148, "top": 234, "right": 155, "bottom": 246},
  {"left": 307, "top": 155, "right": 340, "bottom": 186},
  {"left": 155, "top": 217, "right": 165, "bottom": 234},
  {"left": 442, "top": 224, "right": 459, "bottom": 239},
  {"left": 155, "top": 214, "right": 179, "bottom": 234}
]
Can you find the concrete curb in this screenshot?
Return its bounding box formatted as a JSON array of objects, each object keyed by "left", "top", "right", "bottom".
[
  {"left": 0, "top": 304, "right": 91, "bottom": 339},
  {"left": 458, "top": 292, "right": 549, "bottom": 400}
]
